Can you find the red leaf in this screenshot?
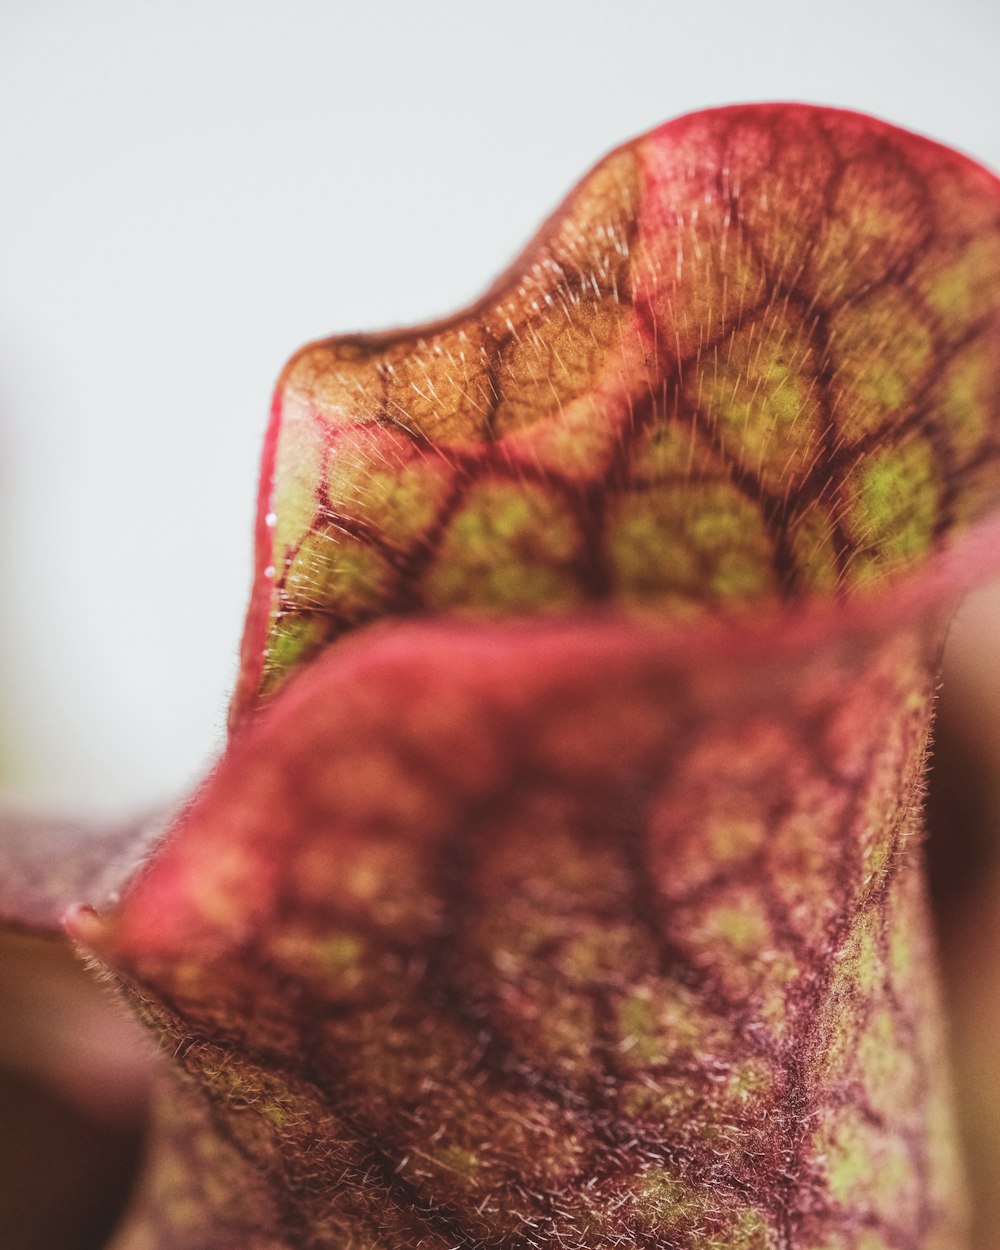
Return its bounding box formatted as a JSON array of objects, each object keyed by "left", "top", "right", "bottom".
[
  {"left": 230, "top": 103, "right": 1000, "bottom": 731},
  {"left": 9, "top": 102, "right": 1000, "bottom": 1248}
]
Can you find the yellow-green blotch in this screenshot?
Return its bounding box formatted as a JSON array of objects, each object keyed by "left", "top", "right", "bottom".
[
  {"left": 694, "top": 309, "right": 824, "bottom": 489},
  {"left": 843, "top": 439, "right": 939, "bottom": 578},
  {"left": 424, "top": 479, "right": 582, "bottom": 611},
  {"left": 608, "top": 480, "right": 776, "bottom": 604}
]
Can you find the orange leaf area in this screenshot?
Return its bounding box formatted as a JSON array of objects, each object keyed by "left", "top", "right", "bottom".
[{"left": 231, "top": 104, "right": 1000, "bottom": 725}]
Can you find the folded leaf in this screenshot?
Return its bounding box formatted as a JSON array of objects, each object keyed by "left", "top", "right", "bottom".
[
  {"left": 230, "top": 103, "right": 1000, "bottom": 728},
  {"left": 91, "top": 610, "right": 969, "bottom": 1248},
  {"left": 11, "top": 102, "right": 1000, "bottom": 1248}
]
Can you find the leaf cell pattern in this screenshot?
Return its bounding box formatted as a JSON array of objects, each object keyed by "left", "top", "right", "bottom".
[
  {"left": 231, "top": 104, "right": 1000, "bottom": 725},
  {"left": 47, "top": 103, "right": 1000, "bottom": 1249},
  {"left": 101, "top": 618, "right": 963, "bottom": 1249}
]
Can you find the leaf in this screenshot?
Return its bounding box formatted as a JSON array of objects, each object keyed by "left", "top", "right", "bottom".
[
  {"left": 0, "top": 808, "right": 166, "bottom": 936},
  {"left": 22, "top": 103, "right": 1000, "bottom": 1247},
  {"left": 230, "top": 103, "right": 1000, "bottom": 729},
  {"left": 92, "top": 612, "right": 963, "bottom": 1248}
]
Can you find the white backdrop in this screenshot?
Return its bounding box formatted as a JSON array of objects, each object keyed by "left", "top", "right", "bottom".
[{"left": 2, "top": 0, "right": 999, "bottom": 814}]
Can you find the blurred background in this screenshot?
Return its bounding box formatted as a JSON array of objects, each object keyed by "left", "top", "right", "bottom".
[{"left": 1, "top": 1, "right": 999, "bottom": 1247}]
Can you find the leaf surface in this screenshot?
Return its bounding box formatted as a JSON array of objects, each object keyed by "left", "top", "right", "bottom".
[
  {"left": 17, "top": 103, "right": 1000, "bottom": 1248},
  {"left": 231, "top": 103, "right": 1000, "bottom": 728}
]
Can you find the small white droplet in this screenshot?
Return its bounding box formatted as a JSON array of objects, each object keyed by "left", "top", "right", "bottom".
[
  {"left": 264, "top": 565, "right": 275, "bottom": 579},
  {"left": 265, "top": 511, "right": 277, "bottom": 529}
]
